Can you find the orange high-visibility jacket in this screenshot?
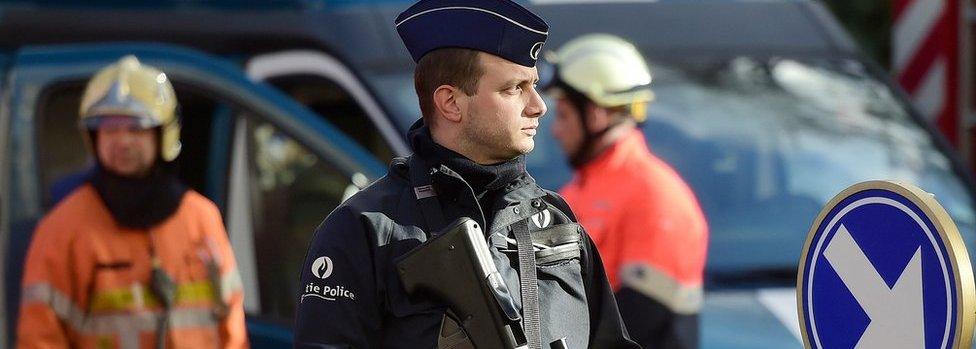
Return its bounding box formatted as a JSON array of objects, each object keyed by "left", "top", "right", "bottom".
[
  {"left": 17, "top": 184, "right": 248, "bottom": 349},
  {"left": 561, "top": 130, "right": 708, "bottom": 314}
]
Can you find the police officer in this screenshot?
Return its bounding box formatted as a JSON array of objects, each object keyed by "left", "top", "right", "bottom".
[
  {"left": 293, "top": 1, "right": 638, "bottom": 348},
  {"left": 547, "top": 34, "right": 709, "bottom": 349},
  {"left": 18, "top": 56, "right": 248, "bottom": 348}
]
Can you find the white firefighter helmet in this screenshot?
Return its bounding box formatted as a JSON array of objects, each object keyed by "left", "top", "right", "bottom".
[
  {"left": 549, "top": 33, "right": 654, "bottom": 121},
  {"left": 79, "top": 55, "right": 181, "bottom": 162}
]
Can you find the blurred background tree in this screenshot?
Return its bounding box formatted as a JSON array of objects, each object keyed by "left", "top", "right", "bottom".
[{"left": 823, "top": 0, "right": 892, "bottom": 69}]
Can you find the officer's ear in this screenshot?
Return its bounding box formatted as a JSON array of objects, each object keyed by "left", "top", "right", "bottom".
[{"left": 433, "top": 84, "right": 463, "bottom": 123}]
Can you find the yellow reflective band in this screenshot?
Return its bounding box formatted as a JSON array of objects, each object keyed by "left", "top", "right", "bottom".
[
  {"left": 619, "top": 263, "right": 704, "bottom": 315},
  {"left": 89, "top": 285, "right": 142, "bottom": 313},
  {"left": 179, "top": 281, "right": 217, "bottom": 304},
  {"left": 89, "top": 281, "right": 217, "bottom": 312},
  {"left": 22, "top": 282, "right": 219, "bottom": 346}
]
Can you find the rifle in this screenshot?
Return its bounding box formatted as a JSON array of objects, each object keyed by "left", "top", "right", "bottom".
[{"left": 397, "top": 217, "right": 528, "bottom": 348}]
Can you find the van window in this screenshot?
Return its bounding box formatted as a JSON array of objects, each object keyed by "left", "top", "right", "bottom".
[
  {"left": 526, "top": 56, "right": 976, "bottom": 285},
  {"left": 35, "top": 81, "right": 90, "bottom": 208},
  {"left": 237, "top": 116, "right": 359, "bottom": 322},
  {"left": 265, "top": 75, "right": 395, "bottom": 163}
]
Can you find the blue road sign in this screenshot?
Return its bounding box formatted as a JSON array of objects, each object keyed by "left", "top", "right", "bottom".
[{"left": 797, "top": 181, "right": 974, "bottom": 349}]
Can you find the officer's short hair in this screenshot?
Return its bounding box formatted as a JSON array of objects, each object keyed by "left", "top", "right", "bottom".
[{"left": 414, "top": 48, "right": 484, "bottom": 127}]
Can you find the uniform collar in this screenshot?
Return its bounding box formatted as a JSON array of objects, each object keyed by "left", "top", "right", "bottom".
[{"left": 407, "top": 120, "right": 526, "bottom": 196}]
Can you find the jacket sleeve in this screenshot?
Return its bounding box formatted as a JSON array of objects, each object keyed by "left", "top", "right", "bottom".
[
  {"left": 616, "top": 288, "right": 699, "bottom": 349},
  {"left": 580, "top": 233, "right": 642, "bottom": 349},
  {"left": 203, "top": 203, "right": 249, "bottom": 349},
  {"left": 17, "top": 219, "right": 75, "bottom": 349},
  {"left": 614, "top": 185, "right": 708, "bottom": 349},
  {"left": 294, "top": 205, "right": 380, "bottom": 349}
]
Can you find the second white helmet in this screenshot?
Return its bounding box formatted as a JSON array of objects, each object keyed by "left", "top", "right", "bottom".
[{"left": 549, "top": 33, "right": 653, "bottom": 120}]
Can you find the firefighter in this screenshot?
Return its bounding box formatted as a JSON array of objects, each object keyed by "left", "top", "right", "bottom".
[
  {"left": 293, "top": 1, "right": 638, "bottom": 348},
  {"left": 547, "top": 34, "right": 710, "bottom": 349},
  {"left": 17, "top": 55, "right": 248, "bottom": 349}
]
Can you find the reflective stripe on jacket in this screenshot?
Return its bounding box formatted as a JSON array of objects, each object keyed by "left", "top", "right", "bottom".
[{"left": 17, "top": 184, "right": 248, "bottom": 349}]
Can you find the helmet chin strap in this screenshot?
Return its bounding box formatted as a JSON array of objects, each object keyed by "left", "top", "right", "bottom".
[
  {"left": 549, "top": 73, "right": 636, "bottom": 169},
  {"left": 569, "top": 118, "right": 629, "bottom": 169},
  {"left": 563, "top": 89, "right": 628, "bottom": 169}
]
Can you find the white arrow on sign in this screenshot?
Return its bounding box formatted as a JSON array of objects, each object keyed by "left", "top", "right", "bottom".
[{"left": 824, "top": 224, "right": 924, "bottom": 349}]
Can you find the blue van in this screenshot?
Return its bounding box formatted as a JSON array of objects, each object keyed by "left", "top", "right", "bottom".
[
  {"left": 2, "top": 1, "right": 974, "bottom": 348},
  {"left": 540, "top": 2, "right": 975, "bottom": 348},
  {"left": 0, "top": 44, "right": 391, "bottom": 347}
]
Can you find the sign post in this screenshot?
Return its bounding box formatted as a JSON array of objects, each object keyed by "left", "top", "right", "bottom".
[{"left": 797, "top": 181, "right": 975, "bottom": 348}]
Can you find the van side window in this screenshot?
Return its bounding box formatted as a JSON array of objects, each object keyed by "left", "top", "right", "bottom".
[
  {"left": 266, "top": 75, "right": 395, "bottom": 163},
  {"left": 35, "top": 81, "right": 91, "bottom": 209},
  {"left": 238, "top": 116, "right": 356, "bottom": 321}
]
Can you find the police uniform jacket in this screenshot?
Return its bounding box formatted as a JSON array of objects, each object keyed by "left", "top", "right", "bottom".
[{"left": 294, "top": 125, "right": 637, "bottom": 349}]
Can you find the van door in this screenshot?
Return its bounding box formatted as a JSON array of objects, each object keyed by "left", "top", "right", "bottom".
[
  {"left": 246, "top": 50, "right": 410, "bottom": 163},
  {"left": 0, "top": 50, "right": 13, "bottom": 348},
  {"left": 0, "top": 43, "right": 385, "bottom": 348}
]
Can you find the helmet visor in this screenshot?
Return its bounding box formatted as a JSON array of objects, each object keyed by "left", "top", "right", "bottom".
[{"left": 80, "top": 114, "right": 161, "bottom": 131}]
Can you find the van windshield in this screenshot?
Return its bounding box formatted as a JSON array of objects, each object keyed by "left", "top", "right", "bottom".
[{"left": 366, "top": 56, "right": 976, "bottom": 286}]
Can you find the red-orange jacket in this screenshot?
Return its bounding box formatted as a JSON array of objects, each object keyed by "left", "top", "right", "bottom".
[{"left": 561, "top": 129, "right": 708, "bottom": 314}]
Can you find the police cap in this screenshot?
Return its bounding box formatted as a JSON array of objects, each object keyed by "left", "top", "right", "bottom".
[{"left": 395, "top": 0, "right": 549, "bottom": 67}]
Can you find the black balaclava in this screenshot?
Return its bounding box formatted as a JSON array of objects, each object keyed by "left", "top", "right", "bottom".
[{"left": 88, "top": 129, "right": 187, "bottom": 229}]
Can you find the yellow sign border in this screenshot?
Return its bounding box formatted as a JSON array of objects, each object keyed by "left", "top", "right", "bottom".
[{"left": 795, "top": 180, "right": 975, "bottom": 348}]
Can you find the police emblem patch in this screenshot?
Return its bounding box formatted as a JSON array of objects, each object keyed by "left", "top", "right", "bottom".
[{"left": 311, "top": 256, "right": 334, "bottom": 279}]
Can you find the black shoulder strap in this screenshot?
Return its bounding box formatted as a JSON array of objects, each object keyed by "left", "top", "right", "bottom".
[
  {"left": 408, "top": 155, "right": 447, "bottom": 236},
  {"left": 513, "top": 219, "right": 542, "bottom": 349}
]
